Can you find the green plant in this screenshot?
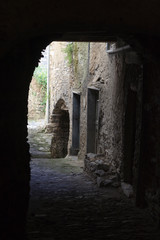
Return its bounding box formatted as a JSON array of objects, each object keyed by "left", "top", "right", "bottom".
[
  {"left": 33, "top": 66, "right": 47, "bottom": 90},
  {"left": 33, "top": 66, "right": 47, "bottom": 113},
  {"left": 62, "top": 42, "right": 73, "bottom": 65}
]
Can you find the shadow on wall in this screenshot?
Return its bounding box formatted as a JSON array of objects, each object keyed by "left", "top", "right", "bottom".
[{"left": 50, "top": 99, "right": 69, "bottom": 158}]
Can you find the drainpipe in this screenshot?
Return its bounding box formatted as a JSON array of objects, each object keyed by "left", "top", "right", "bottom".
[
  {"left": 107, "top": 45, "right": 131, "bottom": 54},
  {"left": 46, "top": 45, "right": 50, "bottom": 124}
]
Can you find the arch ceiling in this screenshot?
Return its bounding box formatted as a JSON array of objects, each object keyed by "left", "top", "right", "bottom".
[{"left": 0, "top": 0, "right": 160, "bottom": 57}]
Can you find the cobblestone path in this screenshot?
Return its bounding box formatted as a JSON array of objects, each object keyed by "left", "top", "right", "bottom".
[{"left": 27, "top": 120, "right": 160, "bottom": 240}]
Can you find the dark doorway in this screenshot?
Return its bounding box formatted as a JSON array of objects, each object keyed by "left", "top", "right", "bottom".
[
  {"left": 123, "top": 89, "right": 137, "bottom": 184},
  {"left": 87, "top": 88, "right": 99, "bottom": 153},
  {"left": 70, "top": 92, "right": 81, "bottom": 155}
]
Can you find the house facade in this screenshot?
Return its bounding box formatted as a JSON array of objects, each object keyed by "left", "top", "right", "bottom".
[{"left": 47, "top": 41, "right": 145, "bottom": 207}]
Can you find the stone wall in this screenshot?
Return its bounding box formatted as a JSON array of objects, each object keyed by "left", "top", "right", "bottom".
[
  {"left": 28, "top": 77, "right": 46, "bottom": 120},
  {"left": 75, "top": 42, "right": 126, "bottom": 179},
  {"left": 48, "top": 42, "right": 142, "bottom": 180},
  {"left": 72, "top": 42, "right": 90, "bottom": 156},
  {"left": 47, "top": 41, "right": 160, "bottom": 226},
  {"left": 28, "top": 48, "right": 48, "bottom": 120},
  {"left": 49, "top": 42, "right": 72, "bottom": 114},
  {"left": 80, "top": 43, "right": 126, "bottom": 175},
  {"left": 85, "top": 44, "right": 143, "bottom": 193},
  {"left": 47, "top": 42, "right": 72, "bottom": 154},
  {"left": 48, "top": 42, "right": 89, "bottom": 155},
  {"left": 50, "top": 99, "right": 69, "bottom": 158}
]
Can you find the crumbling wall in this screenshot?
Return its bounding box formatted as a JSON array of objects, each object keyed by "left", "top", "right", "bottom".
[{"left": 50, "top": 99, "right": 69, "bottom": 158}]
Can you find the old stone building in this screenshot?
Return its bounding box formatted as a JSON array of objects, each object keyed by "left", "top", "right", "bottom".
[
  {"left": 47, "top": 40, "right": 144, "bottom": 201},
  {"left": 1, "top": 0, "right": 160, "bottom": 239}
]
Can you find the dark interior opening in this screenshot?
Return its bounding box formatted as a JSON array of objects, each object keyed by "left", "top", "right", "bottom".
[
  {"left": 70, "top": 92, "right": 81, "bottom": 155},
  {"left": 87, "top": 88, "right": 99, "bottom": 153},
  {"left": 123, "top": 89, "right": 137, "bottom": 184}
]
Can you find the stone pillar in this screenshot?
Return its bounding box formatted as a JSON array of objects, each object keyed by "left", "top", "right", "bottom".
[{"left": 50, "top": 111, "right": 69, "bottom": 158}]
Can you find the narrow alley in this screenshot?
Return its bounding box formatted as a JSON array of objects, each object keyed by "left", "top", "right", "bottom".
[{"left": 27, "top": 121, "right": 159, "bottom": 240}]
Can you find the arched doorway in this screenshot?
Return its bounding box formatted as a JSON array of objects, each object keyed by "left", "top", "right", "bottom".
[{"left": 50, "top": 99, "right": 69, "bottom": 158}]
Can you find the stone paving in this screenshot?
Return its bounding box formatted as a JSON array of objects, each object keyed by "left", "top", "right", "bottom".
[{"left": 27, "top": 120, "right": 160, "bottom": 240}]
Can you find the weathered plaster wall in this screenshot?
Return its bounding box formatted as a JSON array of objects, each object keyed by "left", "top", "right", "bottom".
[
  {"left": 82, "top": 44, "right": 143, "bottom": 193},
  {"left": 87, "top": 43, "right": 125, "bottom": 176},
  {"left": 76, "top": 42, "right": 126, "bottom": 179}
]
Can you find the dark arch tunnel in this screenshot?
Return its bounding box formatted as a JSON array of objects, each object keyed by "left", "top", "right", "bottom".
[{"left": 0, "top": 1, "right": 160, "bottom": 239}]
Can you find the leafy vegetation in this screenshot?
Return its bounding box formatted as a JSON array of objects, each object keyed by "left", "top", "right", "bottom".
[
  {"left": 62, "top": 42, "right": 73, "bottom": 66},
  {"left": 33, "top": 66, "right": 47, "bottom": 112},
  {"left": 33, "top": 66, "right": 47, "bottom": 90}
]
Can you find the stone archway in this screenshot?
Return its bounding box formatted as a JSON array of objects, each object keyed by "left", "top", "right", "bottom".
[
  {"left": 50, "top": 99, "right": 69, "bottom": 158},
  {"left": 1, "top": 1, "right": 160, "bottom": 237}
]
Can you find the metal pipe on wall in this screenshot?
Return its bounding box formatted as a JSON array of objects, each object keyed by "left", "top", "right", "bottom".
[{"left": 107, "top": 45, "right": 131, "bottom": 54}]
